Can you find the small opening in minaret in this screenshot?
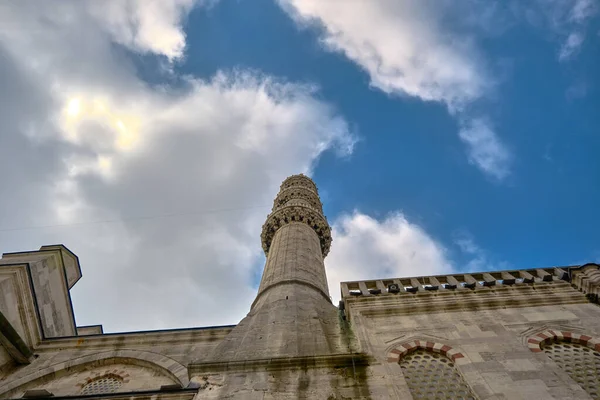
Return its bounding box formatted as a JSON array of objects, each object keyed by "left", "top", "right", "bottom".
[{"left": 286, "top": 296, "right": 288, "bottom": 299}]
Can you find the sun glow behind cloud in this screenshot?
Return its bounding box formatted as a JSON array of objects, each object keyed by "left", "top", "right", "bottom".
[{"left": 62, "top": 96, "right": 142, "bottom": 151}]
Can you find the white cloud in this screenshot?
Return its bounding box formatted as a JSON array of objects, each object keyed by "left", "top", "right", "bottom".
[
  {"left": 459, "top": 118, "right": 511, "bottom": 180},
  {"left": 0, "top": 1, "right": 355, "bottom": 332},
  {"left": 278, "top": 0, "right": 511, "bottom": 179},
  {"left": 453, "top": 230, "right": 508, "bottom": 272},
  {"left": 559, "top": 31, "right": 585, "bottom": 60},
  {"left": 87, "top": 0, "right": 205, "bottom": 61},
  {"left": 570, "top": 0, "right": 597, "bottom": 23},
  {"left": 279, "top": 0, "right": 487, "bottom": 109},
  {"left": 326, "top": 211, "right": 452, "bottom": 304},
  {"left": 520, "top": 0, "right": 598, "bottom": 62}
]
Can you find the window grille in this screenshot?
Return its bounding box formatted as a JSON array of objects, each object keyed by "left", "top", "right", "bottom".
[
  {"left": 543, "top": 340, "right": 600, "bottom": 399},
  {"left": 400, "top": 349, "right": 476, "bottom": 400},
  {"left": 81, "top": 375, "right": 123, "bottom": 395}
]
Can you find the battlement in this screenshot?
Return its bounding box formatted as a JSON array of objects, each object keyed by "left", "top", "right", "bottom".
[{"left": 340, "top": 265, "right": 584, "bottom": 299}]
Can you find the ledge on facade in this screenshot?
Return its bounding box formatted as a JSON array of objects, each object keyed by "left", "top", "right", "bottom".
[
  {"left": 76, "top": 325, "right": 104, "bottom": 336},
  {"left": 189, "top": 353, "right": 371, "bottom": 374},
  {"left": 34, "top": 324, "right": 236, "bottom": 351},
  {"left": 8, "top": 388, "right": 198, "bottom": 400},
  {"left": 339, "top": 265, "right": 589, "bottom": 300},
  {"left": 0, "top": 310, "right": 33, "bottom": 364}
]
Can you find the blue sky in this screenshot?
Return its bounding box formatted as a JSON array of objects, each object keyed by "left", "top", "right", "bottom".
[
  {"left": 180, "top": 0, "right": 600, "bottom": 269},
  {"left": 0, "top": 0, "right": 599, "bottom": 332}
]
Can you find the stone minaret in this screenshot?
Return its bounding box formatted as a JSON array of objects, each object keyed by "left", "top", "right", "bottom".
[{"left": 210, "top": 174, "right": 350, "bottom": 361}]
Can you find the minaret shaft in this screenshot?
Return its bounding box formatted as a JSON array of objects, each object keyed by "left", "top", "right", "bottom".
[
  {"left": 254, "top": 222, "right": 330, "bottom": 308},
  {"left": 209, "top": 174, "right": 348, "bottom": 362}
]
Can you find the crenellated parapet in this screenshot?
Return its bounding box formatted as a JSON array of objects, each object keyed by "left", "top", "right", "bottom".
[
  {"left": 261, "top": 175, "right": 331, "bottom": 257},
  {"left": 340, "top": 267, "right": 573, "bottom": 300},
  {"left": 337, "top": 264, "right": 600, "bottom": 321}
]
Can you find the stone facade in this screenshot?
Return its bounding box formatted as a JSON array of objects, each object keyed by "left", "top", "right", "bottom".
[{"left": 1, "top": 174, "right": 600, "bottom": 399}]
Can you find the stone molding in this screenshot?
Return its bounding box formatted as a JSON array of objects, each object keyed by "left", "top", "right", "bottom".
[
  {"left": 189, "top": 353, "right": 370, "bottom": 374},
  {"left": 344, "top": 281, "right": 587, "bottom": 321},
  {"left": 261, "top": 206, "right": 332, "bottom": 257},
  {"left": 33, "top": 326, "right": 234, "bottom": 352},
  {"left": 0, "top": 349, "right": 189, "bottom": 397},
  {"left": 341, "top": 267, "right": 571, "bottom": 299},
  {"left": 572, "top": 263, "right": 600, "bottom": 298},
  {"left": 527, "top": 330, "right": 600, "bottom": 353},
  {"left": 272, "top": 186, "right": 323, "bottom": 212},
  {"left": 251, "top": 279, "right": 333, "bottom": 310},
  {"left": 385, "top": 339, "right": 468, "bottom": 365},
  {"left": 279, "top": 174, "right": 318, "bottom": 193}
]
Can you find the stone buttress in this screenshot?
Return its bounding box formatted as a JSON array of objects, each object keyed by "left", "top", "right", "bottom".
[{"left": 208, "top": 174, "right": 353, "bottom": 361}]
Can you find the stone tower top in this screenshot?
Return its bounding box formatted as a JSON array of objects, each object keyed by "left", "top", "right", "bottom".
[
  {"left": 279, "top": 173, "right": 319, "bottom": 193},
  {"left": 261, "top": 174, "right": 332, "bottom": 257}
]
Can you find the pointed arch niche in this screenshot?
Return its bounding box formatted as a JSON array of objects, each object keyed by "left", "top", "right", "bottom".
[{"left": 386, "top": 339, "right": 477, "bottom": 400}]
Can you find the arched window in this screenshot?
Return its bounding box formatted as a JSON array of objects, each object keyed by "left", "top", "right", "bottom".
[
  {"left": 543, "top": 340, "right": 600, "bottom": 399},
  {"left": 81, "top": 374, "right": 123, "bottom": 395},
  {"left": 400, "top": 349, "right": 476, "bottom": 400}
]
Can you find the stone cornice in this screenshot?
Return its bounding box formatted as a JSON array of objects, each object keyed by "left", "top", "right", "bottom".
[
  {"left": 571, "top": 263, "right": 600, "bottom": 300},
  {"left": 338, "top": 264, "right": 600, "bottom": 318},
  {"left": 4, "top": 390, "right": 197, "bottom": 400},
  {"left": 261, "top": 205, "right": 332, "bottom": 257},
  {"left": 32, "top": 325, "right": 235, "bottom": 352},
  {"left": 343, "top": 281, "right": 588, "bottom": 320},
  {"left": 189, "top": 353, "right": 371, "bottom": 374}
]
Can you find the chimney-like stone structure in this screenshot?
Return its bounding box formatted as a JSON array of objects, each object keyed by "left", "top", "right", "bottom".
[{"left": 210, "top": 174, "right": 350, "bottom": 362}]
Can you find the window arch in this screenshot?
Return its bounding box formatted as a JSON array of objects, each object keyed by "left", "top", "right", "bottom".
[
  {"left": 386, "top": 340, "right": 476, "bottom": 400},
  {"left": 528, "top": 330, "right": 600, "bottom": 399},
  {"left": 80, "top": 374, "right": 123, "bottom": 395},
  {"left": 543, "top": 341, "right": 600, "bottom": 398},
  {"left": 400, "top": 349, "right": 476, "bottom": 399}
]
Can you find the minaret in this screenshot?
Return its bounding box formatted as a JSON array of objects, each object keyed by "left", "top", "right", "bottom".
[
  {"left": 255, "top": 174, "right": 332, "bottom": 310},
  {"left": 210, "top": 174, "right": 349, "bottom": 361}
]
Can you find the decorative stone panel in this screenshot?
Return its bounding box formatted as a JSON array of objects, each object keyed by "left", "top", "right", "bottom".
[
  {"left": 544, "top": 342, "right": 600, "bottom": 398},
  {"left": 386, "top": 340, "right": 475, "bottom": 400},
  {"left": 80, "top": 373, "right": 125, "bottom": 395},
  {"left": 261, "top": 174, "right": 331, "bottom": 257},
  {"left": 272, "top": 186, "right": 323, "bottom": 212},
  {"left": 399, "top": 350, "right": 477, "bottom": 400},
  {"left": 261, "top": 205, "right": 331, "bottom": 257},
  {"left": 528, "top": 330, "right": 600, "bottom": 399}
]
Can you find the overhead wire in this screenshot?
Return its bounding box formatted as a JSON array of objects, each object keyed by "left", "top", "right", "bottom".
[{"left": 0, "top": 205, "right": 271, "bottom": 233}]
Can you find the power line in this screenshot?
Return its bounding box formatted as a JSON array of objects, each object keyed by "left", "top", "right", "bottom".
[{"left": 0, "top": 205, "right": 271, "bottom": 233}]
